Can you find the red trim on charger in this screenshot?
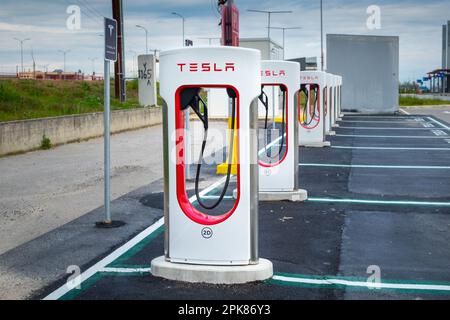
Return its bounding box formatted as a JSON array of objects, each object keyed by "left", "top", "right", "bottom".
[
  {"left": 299, "top": 83, "right": 321, "bottom": 130},
  {"left": 175, "top": 85, "right": 241, "bottom": 226}
]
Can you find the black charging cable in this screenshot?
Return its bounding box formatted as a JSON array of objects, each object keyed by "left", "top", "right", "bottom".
[{"left": 258, "top": 86, "right": 286, "bottom": 160}]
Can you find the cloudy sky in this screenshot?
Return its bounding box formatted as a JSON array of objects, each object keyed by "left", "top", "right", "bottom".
[{"left": 0, "top": 0, "right": 449, "bottom": 81}]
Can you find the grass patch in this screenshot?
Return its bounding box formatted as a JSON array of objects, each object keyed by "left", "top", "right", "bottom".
[
  {"left": 0, "top": 79, "right": 158, "bottom": 122},
  {"left": 400, "top": 96, "right": 450, "bottom": 107}
]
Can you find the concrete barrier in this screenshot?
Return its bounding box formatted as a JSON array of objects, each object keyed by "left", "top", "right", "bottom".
[{"left": 0, "top": 107, "right": 162, "bottom": 156}]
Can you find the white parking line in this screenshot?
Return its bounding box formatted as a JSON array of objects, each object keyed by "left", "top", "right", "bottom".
[
  {"left": 331, "top": 146, "right": 450, "bottom": 151},
  {"left": 427, "top": 117, "right": 450, "bottom": 130},
  {"left": 43, "top": 218, "right": 164, "bottom": 300},
  {"left": 338, "top": 127, "right": 449, "bottom": 130},
  {"left": 272, "top": 275, "right": 450, "bottom": 292},
  {"left": 336, "top": 134, "right": 450, "bottom": 139},
  {"left": 300, "top": 163, "right": 450, "bottom": 170},
  {"left": 99, "top": 267, "right": 152, "bottom": 273},
  {"left": 340, "top": 120, "right": 424, "bottom": 124}
]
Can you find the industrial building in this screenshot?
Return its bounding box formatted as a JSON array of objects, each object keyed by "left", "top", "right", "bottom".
[
  {"left": 327, "top": 34, "right": 399, "bottom": 114},
  {"left": 239, "top": 38, "right": 284, "bottom": 60},
  {"left": 288, "top": 57, "right": 318, "bottom": 71}
]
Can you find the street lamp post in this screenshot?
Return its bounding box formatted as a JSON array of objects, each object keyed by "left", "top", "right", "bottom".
[
  {"left": 58, "top": 49, "right": 70, "bottom": 72},
  {"left": 172, "top": 12, "right": 185, "bottom": 47},
  {"left": 136, "top": 25, "right": 149, "bottom": 54},
  {"left": 320, "top": 0, "right": 324, "bottom": 71},
  {"left": 172, "top": 11, "right": 190, "bottom": 179},
  {"left": 128, "top": 50, "right": 137, "bottom": 77},
  {"left": 13, "top": 37, "right": 31, "bottom": 73},
  {"left": 269, "top": 27, "right": 302, "bottom": 60},
  {"left": 247, "top": 10, "right": 293, "bottom": 42},
  {"left": 89, "top": 57, "right": 98, "bottom": 75}
]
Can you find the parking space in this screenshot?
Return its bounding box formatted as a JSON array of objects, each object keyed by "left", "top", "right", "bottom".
[{"left": 41, "top": 113, "right": 450, "bottom": 300}]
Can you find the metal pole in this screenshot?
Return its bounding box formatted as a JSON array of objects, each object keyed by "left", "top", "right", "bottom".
[
  {"left": 104, "top": 60, "right": 111, "bottom": 223},
  {"left": 320, "top": 0, "right": 324, "bottom": 71},
  {"left": 183, "top": 17, "right": 185, "bottom": 46},
  {"left": 20, "top": 41, "right": 24, "bottom": 73},
  {"left": 145, "top": 29, "right": 148, "bottom": 54},
  {"left": 282, "top": 28, "right": 285, "bottom": 60}
]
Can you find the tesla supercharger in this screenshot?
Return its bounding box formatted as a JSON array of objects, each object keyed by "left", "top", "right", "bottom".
[
  {"left": 152, "top": 46, "right": 273, "bottom": 284},
  {"left": 257, "top": 61, "right": 308, "bottom": 202},
  {"left": 298, "top": 71, "right": 330, "bottom": 147},
  {"left": 332, "top": 75, "right": 339, "bottom": 128},
  {"left": 337, "top": 76, "right": 343, "bottom": 119},
  {"left": 325, "top": 73, "right": 336, "bottom": 136}
]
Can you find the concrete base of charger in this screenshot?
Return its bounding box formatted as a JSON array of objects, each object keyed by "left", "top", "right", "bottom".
[
  {"left": 151, "top": 256, "right": 273, "bottom": 284},
  {"left": 259, "top": 189, "right": 308, "bottom": 202},
  {"left": 300, "top": 141, "right": 331, "bottom": 148}
]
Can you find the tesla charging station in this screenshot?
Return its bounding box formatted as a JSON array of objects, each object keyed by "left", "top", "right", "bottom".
[
  {"left": 325, "top": 73, "right": 336, "bottom": 136},
  {"left": 336, "top": 75, "right": 343, "bottom": 119},
  {"left": 258, "top": 61, "right": 308, "bottom": 202},
  {"left": 331, "top": 75, "right": 339, "bottom": 128},
  {"left": 152, "top": 46, "right": 273, "bottom": 284},
  {"left": 298, "top": 71, "right": 330, "bottom": 148}
]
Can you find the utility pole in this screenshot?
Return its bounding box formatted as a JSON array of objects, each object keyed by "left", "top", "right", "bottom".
[
  {"left": 58, "top": 49, "right": 70, "bottom": 72},
  {"left": 136, "top": 25, "right": 149, "bottom": 54},
  {"left": 172, "top": 12, "right": 185, "bottom": 47},
  {"left": 59, "top": 49, "right": 70, "bottom": 80},
  {"left": 269, "top": 26, "right": 302, "bottom": 60},
  {"left": 14, "top": 37, "right": 30, "bottom": 73},
  {"left": 89, "top": 57, "right": 98, "bottom": 75},
  {"left": 31, "top": 48, "right": 36, "bottom": 79},
  {"left": 247, "top": 10, "right": 292, "bottom": 42},
  {"left": 112, "top": 0, "right": 126, "bottom": 102},
  {"left": 172, "top": 11, "right": 190, "bottom": 179},
  {"left": 320, "top": 0, "right": 324, "bottom": 71}
]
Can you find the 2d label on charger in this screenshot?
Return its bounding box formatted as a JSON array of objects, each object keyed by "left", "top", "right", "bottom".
[{"left": 201, "top": 227, "right": 213, "bottom": 239}]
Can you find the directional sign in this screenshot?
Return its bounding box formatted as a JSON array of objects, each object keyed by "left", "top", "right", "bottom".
[{"left": 104, "top": 17, "right": 117, "bottom": 62}]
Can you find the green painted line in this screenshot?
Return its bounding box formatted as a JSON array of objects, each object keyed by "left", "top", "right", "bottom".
[
  {"left": 59, "top": 272, "right": 105, "bottom": 301},
  {"left": 300, "top": 163, "right": 450, "bottom": 170},
  {"left": 107, "top": 225, "right": 164, "bottom": 268},
  {"left": 331, "top": 146, "right": 450, "bottom": 151},
  {"left": 307, "top": 197, "right": 450, "bottom": 207}
]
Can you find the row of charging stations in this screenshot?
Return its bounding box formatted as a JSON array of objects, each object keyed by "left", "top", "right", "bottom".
[
  {"left": 152, "top": 46, "right": 342, "bottom": 284},
  {"left": 299, "top": 71, "right": 342, "bottom": 146}
]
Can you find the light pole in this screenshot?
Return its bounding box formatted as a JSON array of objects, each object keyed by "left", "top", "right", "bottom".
[
  {"left": 136, "top": 25, "right": 149, "bottom": 54},
  {"left": 13, "top": 37, "right": 30, "bottom": 73},
  {"left": 320, "top": 0, "right": 324, "bottom": 71},
  {"left": 128, "top": 50, "right": 137, "bottom": 77},
  {"left": 269, "top": 26, "right": 302, "bottom": 60},
  {"left": 172, "top": 11, "right": 190, "bottom": 178},
  {"left": 247, "top": 10, "right": 292, "bottom": 42},
  {"left": 89, "top": 57, "right": 98, "bottom": 75},
  {"left": 58, "top": 49, "right": 70, "bottom": 72},
  {"left": 172, "top": 12, "right": 185, "bottom": 47}
]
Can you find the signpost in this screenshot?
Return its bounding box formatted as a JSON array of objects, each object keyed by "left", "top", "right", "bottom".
[{"left": 96, "top": 17, "right": 125, "bottom": 229}]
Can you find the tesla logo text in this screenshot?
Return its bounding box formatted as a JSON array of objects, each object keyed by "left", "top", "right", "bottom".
[
  {"left": 177, "top": 63, "right": 235, "bottom": 72},
  {"left": 262, "top": 70, "right": 286, "bottom": 77}
]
